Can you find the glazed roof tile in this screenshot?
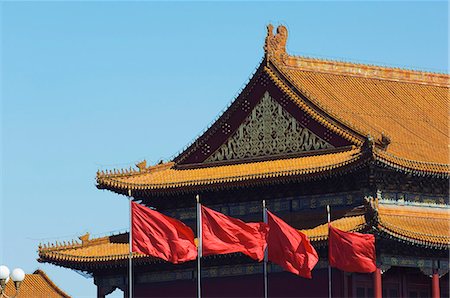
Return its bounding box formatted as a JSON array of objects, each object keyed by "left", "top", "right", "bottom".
[
  {"left": 264, "top": 63, "right": 449, "bottom": 175},
  {"left": 38, "top": 233, "right": 149, "bottom": 264},
  {"left": 3, "top": 270, "right": 70, "bottom": 298},
  {"left": 376, "top": 201, "right": 450, "bottom": 248},
  {"left": 96, "top": 26, "right": 448, "bottom": 194},
  {"left": 264, "top": 24, "right": 449, "bottom": 174},
  {"left": 273, "top": 59, "right": 449, "bottom": 166},
  {"left": 97, "top": 147, "right": 364, "bottom": 192}
]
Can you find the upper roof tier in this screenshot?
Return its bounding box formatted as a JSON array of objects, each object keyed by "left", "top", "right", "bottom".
[
  {"left": 264, "top": 24, "right": 449, "bottom": 165},
  {"left": 97, "top": 25, "right": 449, "bottom": 195}
]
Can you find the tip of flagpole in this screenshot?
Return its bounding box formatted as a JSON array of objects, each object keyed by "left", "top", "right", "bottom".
[
  {"left": 326, "top": 205, "right": 330, "bottom": 213},
  {"left": 196, "top": 194, "right": 200, "bottom": 203},
  {"left": 262, "top": 200, "right": 266, "bottom": 208}
]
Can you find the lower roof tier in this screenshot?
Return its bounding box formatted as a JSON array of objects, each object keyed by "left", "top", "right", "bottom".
[{"left": 38, "top": 199, "right": 449, "bottom": 272}]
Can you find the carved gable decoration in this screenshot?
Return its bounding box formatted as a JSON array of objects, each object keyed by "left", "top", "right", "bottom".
[{"left": 205, "top": 92, "right": 333, "bottom": 162}]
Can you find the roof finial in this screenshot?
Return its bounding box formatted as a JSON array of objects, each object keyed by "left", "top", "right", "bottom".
[
  {"left": 136, "top": 160, "right": 147, "bottom": 172},
  {"left": 264, "top": 24, "right": 288, "bottom": 62},
  {"left": 79, "top": 232, "right": 90, "bottom": 245},
  {"left": 380, "top": 132, "right": 391, "bottom": 150}
]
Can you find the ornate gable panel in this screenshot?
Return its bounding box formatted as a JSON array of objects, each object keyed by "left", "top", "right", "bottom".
[
  {"left": 205, "top": 92, "right": 333, "bottom": 162},
  {"left": 174, "top": 66, "right": 354, "bottom": 166}
]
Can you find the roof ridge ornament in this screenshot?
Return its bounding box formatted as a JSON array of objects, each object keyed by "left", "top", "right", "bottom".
[
  {"left": 364, "top": 196, "right": 379, "bottom": 228},
  {"left": 380, "top": 132, "right": 391, "bottom": 150},
  {"left": 136, "top": 160, "right": 147, "bottom": 172},
  {"left": 79, "top": 233, "right": 90, "bottom": 245},
  {"left": 264, "top": 24, "right": 288, "bottom": 62}
]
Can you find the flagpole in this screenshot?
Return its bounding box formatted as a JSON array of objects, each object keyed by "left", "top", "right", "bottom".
[
  {"left": 327, "top": 205, "right": 331, "bottom": 298},
  {"left": 128, "top": 189, "right": 133, "bottom": 298},
  {"left": 196, "top": 195, "right": 202, "bottom": 298},
  {"left": 262, "top": 200, "right": 268, "bottom": 298}
]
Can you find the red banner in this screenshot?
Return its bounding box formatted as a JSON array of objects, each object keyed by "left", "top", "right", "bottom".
[
  {"left": 132, "top": 202, "right": 197, "bottom": 264},
  {"left": 328, "top": 225, "right": 376, "bottom": 273},
  {"left": 201, "top": 205, "right": 268, "bottom": 261},
  {"left": 267, "top": 211, "right": 318, "bottom": 278}
]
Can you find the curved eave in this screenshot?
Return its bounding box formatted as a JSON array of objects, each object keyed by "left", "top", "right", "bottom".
[
  {"left": 38, "top": 254, "right": 161, "bottom": 273},
  {"left": 38, "top": 250, "right": 149, "bottom": 263},
  {"left": 96, "top": 149, "right": 368, "bottom": 196},
  {"left": 376, "top": 226, "right": 450, "bottom": 250},
  {"left": 374, "top": 149, "right": 450, "bottom": 178},
  {"left": 39, "top": 249, "right": 259, "bottom": 272}
]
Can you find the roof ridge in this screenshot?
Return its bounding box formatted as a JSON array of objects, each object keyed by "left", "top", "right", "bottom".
[
  {"left": 97, "top": 161, "right": 175, "bottom": 180},
  {"left": 264, "top": 24, "right": 449, "bottom": 87},
  {"left": 39, "top": 232, "right": 128, "bottom": 253},
  {"left": 286, "top": 54, "right": 449, "bottom": 76},
  {"left": 33, "top": 269, "right": 71, "bottom": 298},
  {"left": 283, "top": 55, "right": 450, "bottom": 87}
]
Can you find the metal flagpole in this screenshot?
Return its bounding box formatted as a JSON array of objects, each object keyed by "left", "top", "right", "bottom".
[
  {"left": 128, "top": 189, "right": 133, "bottom": 298},
  {"left": 327, "top": 205, "right": 331, "bottom": 298},
  {"left": 196, "top": 195, "right": 202, "bottom": 298},
  {"left": 262, "top": 200, "right": 268, "bottom": 298}
]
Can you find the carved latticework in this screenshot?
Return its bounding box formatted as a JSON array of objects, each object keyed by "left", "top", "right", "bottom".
[{"left": 205, "top": 92, "right": 333, "bottom": 162}]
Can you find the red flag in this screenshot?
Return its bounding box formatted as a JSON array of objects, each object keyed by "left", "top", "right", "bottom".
[
  {"left": 132, "top": 202, "right": 197, "bottom": 264},
  {"left": 328, "top": 224, "right": 376, "bottom": 273},
  {"left": 201, "top": 205, "right": 268, "bottom": 261},
  {"left": 267, "top": 211, "right": 318, "bottom": 278}
]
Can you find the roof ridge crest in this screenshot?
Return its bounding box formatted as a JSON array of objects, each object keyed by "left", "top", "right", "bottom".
[
  {"left": 282, "top": 55, "right": 450, "bottom": 87},
  {"left": 264, "top": 24, "right": 449, "bottom": 87}
]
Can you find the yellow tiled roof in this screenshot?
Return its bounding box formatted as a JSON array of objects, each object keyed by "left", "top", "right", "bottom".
[
  {"left": 376, "top": 202, "right": 450, "bottom": 248},
  {"left": 96, "top": 26, "right": 448, "bottom": 193},
  {"left": 3, "top": 270, "right": 70, "bottom": 298},
  {"left": 265, "top": 25, "right": 449, "bottom": 173},
  {"left": 38, "top": 233, "right": 149, "bottom": 263},
  {"left": 38, "top": 201, "right": 449, "bottom": 270},
  {"left": 274, "top": 62, "right": 449, "bottom": 164},
  {"left": 301, "top": 215, "right": 367, "bottom": 242},
  {"left": 97, "top": 147, "right": 364, "bottom": 191},
  {"left": 265, "top": 63, "right": 449, "bottom": 175}
]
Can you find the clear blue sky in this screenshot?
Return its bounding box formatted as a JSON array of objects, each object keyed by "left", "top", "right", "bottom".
[{"left": 1, "top": 1, "right": 447, "bottom": 297}]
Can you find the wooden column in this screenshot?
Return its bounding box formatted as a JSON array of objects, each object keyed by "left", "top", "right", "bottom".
[
  {"left": 96, "top": 286, "right": 106, "bottom": 298},
  {"left": 431, "top": 270, "right": 440, "bottom": 298},
  {"left": 373, "top": 268, "right": 382, "bottom": 298}
]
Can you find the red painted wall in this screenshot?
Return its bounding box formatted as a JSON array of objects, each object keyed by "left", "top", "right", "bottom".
[
  {"left": 132, "top": 269, "right": 344, "bottom": 298},
  {"left": 131, "top": 267, "right": 444, "bottom": 298}
]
